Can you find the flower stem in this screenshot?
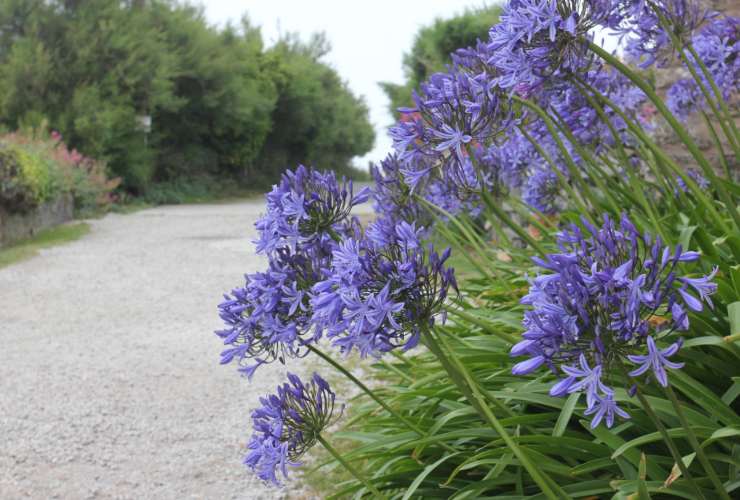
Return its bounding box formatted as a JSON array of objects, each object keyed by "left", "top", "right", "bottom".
[
  {"left": 317, "top": 433, "right": 386, "bottom": 498},
  {"left": 587, "top": 41, "right": 740, "bottom": 232},
  {"left": 631, "top": 383, "right": 705, "bottom": 499},
  {"left": 306, "top": 344, "right": 456, "bottom": 453},
  {"left": 576, "top": 76, "right": 731, "bottom": 234},
  {"left": 664, "top": 384, "right": 730, "bottom": 500},
  {"left": 422, "top": 326, "right": 567, "bottom": 499}
]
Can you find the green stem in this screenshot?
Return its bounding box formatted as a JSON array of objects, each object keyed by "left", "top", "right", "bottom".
[
  {"left": 577, "top": 76, "right": 731, "bottom": 234},
  {"left": 317, "top": 434, "right": 386, "bottom": 498},
  {"left": 626, "top": 377, "right": 705, "bottom": 499},
  {"left": 664, "top": 384, "right": 731, "bottom": 500},
  {"left": 307, "top": 345, "right": 445, "bottom": 448},
  {"left": 478, "top": 189, "right": 548, "bottom": 257},
  {"left": 422, "top": 327, "right": 567, "bottom": 499},
  {"left": 570, "top": 78, "right": 668, "bottom": 240},
  {"left": 517, "top": 124, "right": 595, "bottom": 221},
  {"left": 702, "top": 110, "right": 732, "bottom": 181},
  {"left": 587, "top": 41, "right": 740, "bottom": 232},
  {"left": 686, "top": 42, "right": 740, "bottom": 158},
  {"left": 513, "top": 96, "right": 601, "bottom": 219}
]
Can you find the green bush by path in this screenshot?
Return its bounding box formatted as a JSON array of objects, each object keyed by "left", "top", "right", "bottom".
[
  {"left": 0, "top": 0, "right": 375, "bottom": 193},
  {"left": 0, "top": 128, "right": 117, "bottom": 215},
  {"left": 380, "top": 5, "right": 501, "bottom": 117}
]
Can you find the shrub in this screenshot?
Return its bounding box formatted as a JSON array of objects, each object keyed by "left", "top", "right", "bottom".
[
  {"left": 0, "top": 147, "right": 45, "bottom": 213},
  {"left": 0, "top": 1, "right": 374, "bottom": 192},
  {"left": 0, "top": 129, "right": 118, "bottom": 214}
]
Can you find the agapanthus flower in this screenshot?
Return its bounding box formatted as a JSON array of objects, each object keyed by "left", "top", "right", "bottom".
[
  {"left": 370, "top": 153, "right": 433, "bottom": 239},
  {"left": 391, "top": 68, "right": 513, "bottom": 165},
  {"left": 608, "top": 0, "right": 715, "bottom": 68},
  {"left": 245, "top": 372, "right": 337, "bottom": 485},
  {"left": 216, "top": 249, "right": 325, "bottom": 378},
  {"left": 522, "top": 166, "right": 560, "bottom": 214},
  {"left": 312, "top": 221, "right": 457, "bottom": 358},
  {"left": 487, "top": 0, "right": 604, "bottom": 93},
  {"left": 255, "top": 165, "right": 369, "bottom": 255},
  {"left": 666, "top": 78, "right": 702, "bottom": 121},
  {"left": 673, "top": 167, "right": 710, "bottom": 197},
  {"left": 511, "top": 214, "right": 717, "bottom": 427}
]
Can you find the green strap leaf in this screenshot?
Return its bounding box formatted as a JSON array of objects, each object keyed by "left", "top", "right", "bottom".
[{"left": 401, "top": 452, "right": 460, "bottom": 500}]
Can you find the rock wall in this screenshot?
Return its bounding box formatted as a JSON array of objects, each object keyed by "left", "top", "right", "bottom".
[
  {"left": 653, "top": 0, "right": 740, "bottom": 177},
  {"left": 0, "top": 195, "right": 74, "bottom": 247}
]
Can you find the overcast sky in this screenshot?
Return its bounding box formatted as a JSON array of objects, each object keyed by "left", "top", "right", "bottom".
[{"left": 201, "top": 0, "right": 498, "bottom": 168}]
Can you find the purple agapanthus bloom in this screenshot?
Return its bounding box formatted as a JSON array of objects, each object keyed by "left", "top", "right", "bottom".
[
  {"left": 216, "top": 249, "right": 325, "bottom": 378},
  {"left": 522, "top": 166, "right": 560, "bottom": 214},
  {"left": 627, "top": 336, "right": 684, "bottom": 387},
  {"left": 371, "top": 154, "right": 433, "bottom": 231},
  {"left": 511, "top": 214, "right": 717, "bottom": 427},
  {"left": 255, "top": 165, "right": 369, "bottom": 256},
  {"left": 487, "top": 0, "right": 601, "bottom": 93},
  {"left": 311, "top": 221, "right": 457, "bottom": 358},
  {"left": 609, "top": 0, "right": 715, "bottom": 68},
  {"left": 245, "top": 372, "right": 337, "bottom": 485}
]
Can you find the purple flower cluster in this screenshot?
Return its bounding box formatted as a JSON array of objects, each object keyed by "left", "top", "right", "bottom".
[
  {"left": 510, "top": 214, "right": 717, "bottom": 427},
  {"left": 312, "top": 220, "right": 457, "bottom": 357},
  {"left": 255, "top": 165, "right": 369, "bottom": 255},
  {"left": 218, "top": 166, "right": 367, "bottom": 378},
  {"left": 487, "top": 0, "right": 603, "bottom": 93},
  {"left": 245, "top": 373, "right": 336, "bottom": 485},
  {"left": 218, "top": 164, "right": 456, "bottom": 484},
  {"left": 667, "top": 16, "right": 739, "bottom": 121},
  {"left": 610, "top": 0, "right": 714, "bottom": 68},
  {"left": 217, "top": 250, "right": 319, "bottom": 379},
  {"left": 380, "top": 1, "right": 659, "bottom": 224}
]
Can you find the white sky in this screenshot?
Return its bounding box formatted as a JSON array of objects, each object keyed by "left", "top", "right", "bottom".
[{"left": 201, "top": 0, "right": 499, "bottom": 168}]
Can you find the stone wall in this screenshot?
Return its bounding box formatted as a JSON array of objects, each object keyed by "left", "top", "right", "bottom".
[
  {"left": 652, "top": 0, "right": 740, "bottom": 177},
  {"left": 0, "top": 195, "right": 74, "bottom": 247}
]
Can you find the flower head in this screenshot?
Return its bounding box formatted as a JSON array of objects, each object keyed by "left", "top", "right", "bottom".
[
  {"left": 312, "top": 221, "right": 457, "bottom": 357},
  {"left": 216, "top": 249, "right": 326, "bottom": 378},
  {"left": 245, "top": 372, "right": 337, "bottom": 485},
  {"left": 511, "top": 214, "right": 717, "bottom": 427},
  {"left": 255, "top": 165, "right": 368, "bottom": 255}
]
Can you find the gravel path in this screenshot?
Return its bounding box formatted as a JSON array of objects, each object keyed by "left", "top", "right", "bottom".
[{"left": 0, "top": 200, "right": 353, "bottom": 499}]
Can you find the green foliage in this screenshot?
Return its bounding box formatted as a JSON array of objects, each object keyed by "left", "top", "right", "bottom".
[
  {"left": 0, "top": 222, "right": 90, "bottom": 268},
  {"left": 258, "top": 34, "right": 375, "bottom": 177},
  {"left": 0, "top": 142, "right": 59, "bottom": 213},
  {"left": 381, "top": 5, "right": 501, "bottom": 116},
  {"left": 0, "top": 129, "right": 117, "bottom": 214},
  {"left": 0, "top": 0, "right": 374, "bottom": 194}
]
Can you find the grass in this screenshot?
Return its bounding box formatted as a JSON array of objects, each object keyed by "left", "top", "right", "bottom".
[{"left": 0, "top": 222, "right": 90, "bottom": 269}]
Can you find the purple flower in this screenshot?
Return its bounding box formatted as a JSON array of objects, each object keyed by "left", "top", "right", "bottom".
[
  {"left": 311, "top": 223, "right": 457, "bottom": 358},
  {"left": 255, "top": 165, "right": 365, "bottom": 256},
  {"left": 522, "top": 166, "right": 560, "bottom": 214},
  {"left": 216, "top": 250, "right": 325, "bottom": 378},
  {"left": 245, "top": 372, "right": 337, "bottom": 486},
  {"left": 585, "top": 394, "right": 631, "bottom": 429},
  {"left": 511, "top": 214, "right": 717, "bottom": 427},
  {"left": 627, "top": 336, "right": 685, "bottom": 387},
  {"left": 680, "top": 266, "right": 719, "bottom": 309}
]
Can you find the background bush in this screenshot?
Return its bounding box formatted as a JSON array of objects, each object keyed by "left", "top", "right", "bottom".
[
  {"left": 0, "top": 0, "right": 374, "bottom": 195},
  {"left": 379, "top": 5, "right": 501, "bottom": 117},
  {"left": 0, "top": 128, "right": 118, "bottom": 214}
]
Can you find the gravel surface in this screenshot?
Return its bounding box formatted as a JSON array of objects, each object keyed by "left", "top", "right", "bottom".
[{"left": 0, "top": 200, "right": 363, "bottom": 499}]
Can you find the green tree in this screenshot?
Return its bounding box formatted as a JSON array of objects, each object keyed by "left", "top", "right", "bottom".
[
  {"left": 0, "top": 0, "right": 375, "bottom": 192},
  {"left": 258, "top": 34, "right": 375, "bottom": 177},
  {"left": 380, "top": 5, "right": 500, "bottom": 116}
]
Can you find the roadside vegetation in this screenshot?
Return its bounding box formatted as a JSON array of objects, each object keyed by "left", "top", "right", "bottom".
[
  {"left": 0, "top": 222, "right": 89, "bottom": 268},
  {"left": 0, "top": 0, "right": 374, "bottom": 202}
]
